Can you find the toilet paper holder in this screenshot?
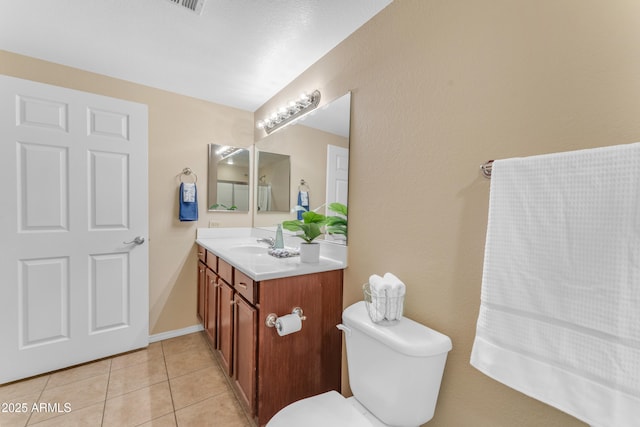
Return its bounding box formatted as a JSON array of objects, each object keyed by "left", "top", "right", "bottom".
[{"left": 265, "top": 307, "right": 307, "bottom": 328}]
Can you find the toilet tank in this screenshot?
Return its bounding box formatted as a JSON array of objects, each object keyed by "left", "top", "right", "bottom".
[{"left": 341, "top": 301, "right": 452, "bottom": 427}]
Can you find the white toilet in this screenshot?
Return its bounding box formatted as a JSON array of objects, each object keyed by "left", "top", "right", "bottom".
[{"left": 267, "top": 301, "right": 452, "bottom": 427}]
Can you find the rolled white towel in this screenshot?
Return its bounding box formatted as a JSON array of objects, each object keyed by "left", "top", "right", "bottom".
[
  {"left": 383, "top": 272, "right": 406, "bottom": 294},
  {"left": 368, "top": 274, "right": 388, "bottom": 322},
  {"left": 383, "top": 272, "right": 406, "bottom": 320},
  {"left": 369, "top": 274, "right": 387, "bottom": 295}
]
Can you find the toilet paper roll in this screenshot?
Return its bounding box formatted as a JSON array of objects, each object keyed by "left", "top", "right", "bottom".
[{"left": 275, "top": 314, "right": 302, "bottom": 336}]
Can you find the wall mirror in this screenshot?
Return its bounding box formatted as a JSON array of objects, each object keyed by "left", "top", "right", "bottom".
[
  {"left": 253, "top": 92, "right": 351, "bottom": 244},
  {"left": 256, "top": 151, "right": 291, "bottom": 212},
  {"left": 207, "top": 144, "right": 250, "bottom": 211}
]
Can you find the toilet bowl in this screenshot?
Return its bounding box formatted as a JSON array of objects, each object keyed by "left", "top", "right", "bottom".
[
  {"left": 267, "top": 301, "right": 452, "bottom": 427},
  {"left": 267, "top": 390, "right": 385, "bottom": 427}
]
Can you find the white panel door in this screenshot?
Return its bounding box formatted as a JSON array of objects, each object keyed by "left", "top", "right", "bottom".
[
  {"left": 0, "top": 75, "right": 149, "bottom": 384},
  {"left": 326, "top": 144, "right": 349, "bottom": 209}
]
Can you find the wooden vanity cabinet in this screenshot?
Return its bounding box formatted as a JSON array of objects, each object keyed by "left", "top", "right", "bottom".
[
  {"left": 204, "top": 269, "right": 218, "bottom": 345},
  {"left": 233, "top": 294, "right": 257, "bottom": 414},
  {"left": 196, "top": 244, "right": 343, "bottom": 426},
  {"left": 196, "top": 261, "right": 206, "bottom": 324},
  {"left": 217, "top": 279, "right": 234, "bottom": 375}
]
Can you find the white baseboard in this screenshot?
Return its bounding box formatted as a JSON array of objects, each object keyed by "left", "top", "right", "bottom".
[{"left": 149, "top": 324, "right": 204, "bottom": 343}]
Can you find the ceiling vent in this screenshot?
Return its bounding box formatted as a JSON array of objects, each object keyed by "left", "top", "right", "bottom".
[{"left": 166, "top": 0, "right": 205, "bottom": 15}]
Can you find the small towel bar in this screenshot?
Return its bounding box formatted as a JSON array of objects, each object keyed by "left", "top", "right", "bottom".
[{"left": 178, "top": 167, "right": 198, "bottom": 183}]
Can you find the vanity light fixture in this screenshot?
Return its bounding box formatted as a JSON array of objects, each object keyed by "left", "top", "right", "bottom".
[
  {"left": 256, "top": 90, "right": 321, "bottom": 134},
  {"left": 216, "top": 145, "right": 243, "bottom": 158},
  {"left": 214, "top": 145, "right": 244, "bottom": 165}
]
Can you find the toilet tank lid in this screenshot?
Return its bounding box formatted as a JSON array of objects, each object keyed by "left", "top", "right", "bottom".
[{"left": 342, "top": 301, "right": 452, "bottom": 357}]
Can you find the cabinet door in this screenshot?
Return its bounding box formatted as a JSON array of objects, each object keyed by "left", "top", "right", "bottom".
[
  {"left": 205, "top": 269, "right": 218, "bottom": 346},
  {"left": 257, "top": 270, "right": 343, "bottom": 425},
  {"left": 217, "top": 280, "right": 234, "bottom": 375},
  {"left": 234, "top": 296, "right": 257, "bottom": 415},
  {"left": 197, "top": 261, "right": 207, "bottom": 325}
]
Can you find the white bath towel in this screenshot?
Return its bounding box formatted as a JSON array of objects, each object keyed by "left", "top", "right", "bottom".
[
  {"left": 470, "top": 142, "right": 640, "bottom": 427},
  {"left": 368, "top": 274, "right": 389, "bottom": 322},
  {"left": 383, "top": 272, "right": 406, "bottom": 320}
]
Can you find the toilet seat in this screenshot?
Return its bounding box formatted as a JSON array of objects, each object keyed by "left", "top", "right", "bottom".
[{"left": 266, "top": 391, "right": 375, "bottom": 427}]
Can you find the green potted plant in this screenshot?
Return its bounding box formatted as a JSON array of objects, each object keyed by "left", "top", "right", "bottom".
[
  {"left": 209, "top": 203, "right": 238, "bottom": 210},
  {"left": 282, "top": 211, "right": 327, "bottom": 263},
  {"left": 325, "top": 202, "right": 347, "bottom": 240}
]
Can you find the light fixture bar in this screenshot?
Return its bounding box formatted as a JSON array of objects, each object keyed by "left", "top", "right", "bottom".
[{"left": 257, "top": 90, "right": 321, "bottom": 135}]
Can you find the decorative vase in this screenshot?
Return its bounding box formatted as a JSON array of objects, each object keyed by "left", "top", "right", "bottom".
[{"left": 299, "top": 242, "right": 320, "bottom": 263}]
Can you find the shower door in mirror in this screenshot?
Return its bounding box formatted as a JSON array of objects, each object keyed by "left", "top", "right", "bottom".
[
  {"left": 208, "top": 144, "right": 250, "bottom": 211},
  {"left": 256, "top": 151, "right": 291, "bottom": 212}
]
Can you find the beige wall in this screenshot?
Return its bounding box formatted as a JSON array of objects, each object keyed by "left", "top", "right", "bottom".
[
  {"left": 0, "top": 50, "right": 254, "bottom": 336},
  {"left": 256, "top": 1, "right": 640, "bottom": 426}
]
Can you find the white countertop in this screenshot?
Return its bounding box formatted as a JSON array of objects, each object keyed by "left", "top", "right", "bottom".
[{"left": 196, "top": 227, "right": 347, "bottom": 281}]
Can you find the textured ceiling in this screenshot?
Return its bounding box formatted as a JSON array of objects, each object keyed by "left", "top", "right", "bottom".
[{"left": 0, "top": 0, "right": 391, "bottom": 111}]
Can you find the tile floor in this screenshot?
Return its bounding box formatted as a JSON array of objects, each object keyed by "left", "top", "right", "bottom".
[{"left": 0, "top": 332, "right": 253, "bottom": 427}]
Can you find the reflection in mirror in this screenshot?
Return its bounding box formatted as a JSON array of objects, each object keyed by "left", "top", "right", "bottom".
[
  {"left": 256, "top": 151, "right": 290, "bottom": 212},
  {"left": 208, "top": 144, "right": 250, "bottom": 211},
  {"left": 253, "top": 93, "right": 350, "bottom": 244}
]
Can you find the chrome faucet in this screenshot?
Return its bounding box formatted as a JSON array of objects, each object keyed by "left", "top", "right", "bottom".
[{"left": 256, "top": 237, "right": 275, "bottom": 247}]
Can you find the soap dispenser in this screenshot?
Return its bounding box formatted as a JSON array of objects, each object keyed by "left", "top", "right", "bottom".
[{"left": 274, "top": 224, "right": 284, "bottom": 249}]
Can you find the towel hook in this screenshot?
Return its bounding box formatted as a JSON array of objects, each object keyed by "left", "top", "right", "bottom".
[
  {"left": 179, "top": 167, "right": 198, "bottom": 183},
  {"left": 480, "top": 160, "right": 493, "bottom": 179}
]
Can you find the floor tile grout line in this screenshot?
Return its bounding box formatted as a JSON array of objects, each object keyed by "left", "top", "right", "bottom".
[
  {"left": 34, "top": 358, "right": 111, "bottom": 395},
  {"left": 205, "top": 341, "right": 256, "bottom": 427},
  {"left": 166, "top": 359, "right": 220, "bottom": 383},
  {"left": 105, "top": 358, "right": 170, "bottom": 401},
  {"left": 169, "top": 387, "right": 238, "bottom": 415},
  {"left": 160, "top": 338, "right": 180, "bottom": 427},
  {"left": 100, "top": 358, "right": 112, "bottom": 427},
  {"left": 25, "top": 362, "right": 112, "bottom": 427},
  {"left": 109, "top": 354, "right": 162, "bottom": 373},
  {"left": 24, "top": 374, "right": 50, "bottom": 426},
  {"left": 162, "top": 345, "right": 212, "bottom": 362}
]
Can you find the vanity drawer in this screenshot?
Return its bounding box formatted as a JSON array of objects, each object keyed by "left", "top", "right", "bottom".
[
  {"left": 197, "top": 245, "right": 206, "bottom": 262},
  {"left": 234, "top": 269, "right": 256, "bottom": 304},
  {"left": 206, "top": 251, "right": 218, "bottom": 272},
  {"left": 218, "top": 258, "right": 233, "bottom": 285}
]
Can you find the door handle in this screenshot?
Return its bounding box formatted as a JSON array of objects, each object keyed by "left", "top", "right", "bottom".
[{"left": 123, "top": 236, "right": 145, "bottom": 245}]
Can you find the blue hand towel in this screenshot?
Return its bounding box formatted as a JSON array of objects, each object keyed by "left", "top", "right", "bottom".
[
  {"left": 297, "top": 191, "right": 309, "bottom": 220},
  {"left": 179, "top": 182, "right": 198, "bottom": 221}
]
